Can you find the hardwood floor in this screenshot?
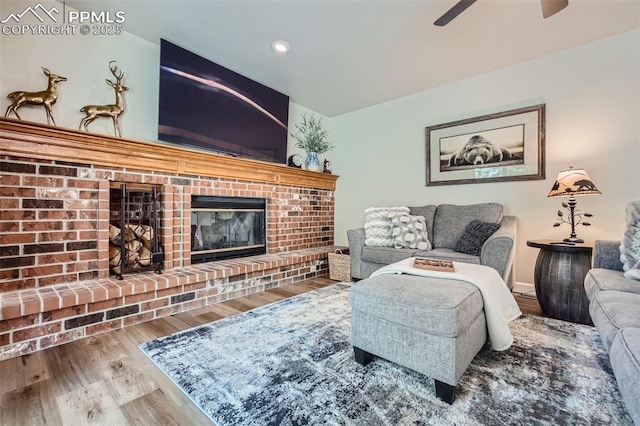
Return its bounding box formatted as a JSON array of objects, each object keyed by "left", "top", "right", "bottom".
[
  {"left": 513, "top": 293, "right": 546, "bottom": 317},
  {"left": 0, "top": 277, "right": 543, "bottom": 425}
]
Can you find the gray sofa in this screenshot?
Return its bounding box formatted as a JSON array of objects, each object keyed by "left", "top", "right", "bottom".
[
  {"left": 347, "top": 203, "right": 516, "bottom": 289},
  {"left": 585, "top": 240, "right": 640, "bottom": 425}
]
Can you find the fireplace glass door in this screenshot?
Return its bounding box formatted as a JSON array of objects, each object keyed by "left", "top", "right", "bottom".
[{"left": 191, "top": 196, "right": 266, "bottom": 263}]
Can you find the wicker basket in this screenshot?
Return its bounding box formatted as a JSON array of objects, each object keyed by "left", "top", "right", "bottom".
[{"left": 328, "top": 248, "right": 351, "bottom": 282}]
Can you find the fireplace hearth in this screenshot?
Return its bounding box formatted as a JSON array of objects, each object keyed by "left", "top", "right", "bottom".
[{"left": 191, "top": 196, "right": 267, "bottom": 263}]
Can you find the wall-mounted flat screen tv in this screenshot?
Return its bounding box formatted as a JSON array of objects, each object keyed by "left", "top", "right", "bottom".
[{"left": 158, "top": 39, "right": 289, "bottom": 164}]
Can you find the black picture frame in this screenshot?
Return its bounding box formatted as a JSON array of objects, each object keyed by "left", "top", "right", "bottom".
[{"left": 426, "top": 104, "right": 545, "bottom": 186}]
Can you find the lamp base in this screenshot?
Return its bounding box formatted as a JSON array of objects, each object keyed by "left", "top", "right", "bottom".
[{"left": 563, "top": 237, "right": 584, "bottom": 243}]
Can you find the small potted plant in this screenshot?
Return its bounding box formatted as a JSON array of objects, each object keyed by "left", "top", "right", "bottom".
[{"left": 290, "top": 113, "right": 332, "bottom": 171}]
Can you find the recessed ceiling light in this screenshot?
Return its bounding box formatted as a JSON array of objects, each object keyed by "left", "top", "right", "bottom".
[{"left": 272, "top": 40, "right": 291, "bottom": 54}]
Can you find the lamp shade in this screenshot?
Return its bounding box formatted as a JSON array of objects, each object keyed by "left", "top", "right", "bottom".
[{"left": 548, "top": 167, "right": 601, "bottom": 198}]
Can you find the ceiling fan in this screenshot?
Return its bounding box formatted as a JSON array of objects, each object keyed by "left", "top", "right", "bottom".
[{"left": 434, "top": 0, "right": 569, "bottom": 26}]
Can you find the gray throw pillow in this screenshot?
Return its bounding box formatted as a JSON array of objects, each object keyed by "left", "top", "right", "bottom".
[
  {"left": 409, "top": 205, "right": 437, "bottom": 244},
  {"left": 454, "top": 220, "right": 501, "bottom": 256},
  {"left": 392, "top": 214, "right": 432, "bottom": 251}
]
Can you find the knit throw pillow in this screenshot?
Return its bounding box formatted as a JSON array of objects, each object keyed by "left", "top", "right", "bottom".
[
  {"left": 454, "top": 220, "right": 501, "bottom": 256},
  {"left": 392, "top": 214, "right": 432, "bottom": 251},
  {"left": 364, "top": 206, "right": 410, "bottom": 247},
  {"left": 621, "top": 200, "right": 640, "bottom": 271}
]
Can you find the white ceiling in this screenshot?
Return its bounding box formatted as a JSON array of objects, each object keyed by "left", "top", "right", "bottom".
[{"left": 65, "top": 0, "right": 640, "bottom": 117}]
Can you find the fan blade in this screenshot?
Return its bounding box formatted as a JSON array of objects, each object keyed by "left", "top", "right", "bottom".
[
  {"left": 541, "top": 0, "right": 568, "bottom": 18},
  {"left": 434, "top": 0, "right": 478, "bottom": 26}
]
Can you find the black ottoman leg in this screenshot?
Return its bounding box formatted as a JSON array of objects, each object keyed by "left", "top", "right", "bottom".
[
  {"left": 353, "top": 346, "right": 374, "bottom": 366},
  {"left": 435, "top": 380, "right": 456, "bottom": 404}
]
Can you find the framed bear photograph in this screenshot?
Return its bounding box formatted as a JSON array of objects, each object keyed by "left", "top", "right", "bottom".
[{"left": 425, "top": 104, "right": 545, "bottom": 186}]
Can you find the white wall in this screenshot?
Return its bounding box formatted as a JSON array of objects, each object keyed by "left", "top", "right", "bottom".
[
  {"left": 0, "top": 0, "right": 331, "bottom": 163},
  {"left": 331, "top": 29, "right": 640, "bottom": 287},
  {"left": 0, "top": 1, "right": 159, "bottom": 141}
]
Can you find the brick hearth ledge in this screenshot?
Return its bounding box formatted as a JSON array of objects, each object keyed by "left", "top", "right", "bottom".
[{"left": 0, "top": 247, "right": 335, "bottom": 361}]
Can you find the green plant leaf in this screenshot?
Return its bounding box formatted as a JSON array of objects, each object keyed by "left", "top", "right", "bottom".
[{"left": 290, "top": 113, "right": 333, "bottom": 154}]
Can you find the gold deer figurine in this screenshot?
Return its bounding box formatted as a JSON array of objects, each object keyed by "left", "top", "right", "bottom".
[
  {"left": 79, "top": 61, "right": 129, "bottom": 137},
  {"left": 5, "top": 67, "right": 67, "bottom": 126}
]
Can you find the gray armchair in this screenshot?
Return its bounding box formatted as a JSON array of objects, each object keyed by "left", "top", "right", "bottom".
[{"left": 347, "top": 203, "right": 516, "bottom": 289}]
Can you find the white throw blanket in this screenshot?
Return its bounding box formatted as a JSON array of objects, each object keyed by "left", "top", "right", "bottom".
[{"left": 370, "top": 258, "right": 522, "bottom": 351}]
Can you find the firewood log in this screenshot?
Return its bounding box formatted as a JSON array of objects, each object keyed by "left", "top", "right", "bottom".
[
  {"left": 126, "top": 224, "right": 144, "bottom": 239},
  {"left": 138, "top": 224, "right": 154, "bottom": 249},
  {"left": 125, "top": 240, "right": 141, "bottom": 262},
  {"left": 138, "top": 245, "right": 152, "bottom": 266},
  {"left": 109, "top": 243, "right": 121, "bottom": 275},
  {"left": 109, "top": 243, "right": 121, "bottom": 267},
  {"left": 109, "top": 224, "right": 121, "bottom": 241},
  {"left": 123, "top": 226, "right": 136, "bottom": 242}
]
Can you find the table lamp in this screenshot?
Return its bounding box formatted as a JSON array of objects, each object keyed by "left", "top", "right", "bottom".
[{"left": 547, "top": 167, "right": 601, "bottom": 243}]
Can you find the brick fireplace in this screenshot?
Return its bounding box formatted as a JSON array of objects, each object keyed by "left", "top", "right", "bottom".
[{"left": 0, "top": 117, "right": 338, "bottom": 360}]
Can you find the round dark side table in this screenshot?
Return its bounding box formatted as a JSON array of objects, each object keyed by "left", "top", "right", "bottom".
[{"left": 526, "top": 239, "right": 594, "bottom": 325}]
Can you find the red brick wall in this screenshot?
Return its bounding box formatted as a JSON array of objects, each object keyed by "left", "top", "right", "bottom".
[
  {"left": 0, "top": 154, "right": 336, "bottom": 360},
  {"left": 1, "top": 155, "right": 335, "bottom": 291},
  {"left": 1, "top": 158, "right": 102, "bottom": 291}
]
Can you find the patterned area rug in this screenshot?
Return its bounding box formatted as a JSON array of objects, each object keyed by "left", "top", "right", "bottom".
[{"left": 140, "top": 283, "right": 633, "bottom": 425}]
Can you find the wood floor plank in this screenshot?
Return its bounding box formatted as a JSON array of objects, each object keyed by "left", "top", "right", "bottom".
[
  {"left": 0, "top": 278, "right": 544, "bottom": 425},
  {"left": 114, "top": 328, "right": 214, "bottom": 412},
  {"left": 206, "top": 302, "right": 244, "bottom": 318},
  {"left": 135, "top": 317, "right": 184, "bottom": 339},
  {"left": 158, "top": 313, "right": 201, "bottom": 331},
  {"left": 163, "top": 314, "right": 206, "bottom": 330},
  {"left": 0, "top": 379, "right": 63, "bottom": 426},
  {"left": 264, "top": 287, "right": 300, "bottom": 298},
  {"left": 193, "top": 311, "right": 224, "bottom": 324},
  {"left": 0, "top": 351, "right": 50, "bottom": 397},
  {"left": 77, "top": 334, "right": 132, "bottom": 379},
  {"left": 224, "top": 297, "right": 263, "bottom": 312},
  {"left": 45, "top": 341, "right": 104, "bottom": 397},
  {"left": 245, "top": 291, "right": 283, "bottom": 305},
  {"left": 514, "top": 294, "right": 546, "bottom": 317},
  {"left": 120, "top": 388, "right": 209, "bottom": 426},
  {"left": 171, "top": 305, "right": 221, "bottom": 327},
  {"left": 96, "top": 337, "right": 159, "bottom": 407},
  {"left": 121, "top": 320, "right": 173, "bottom": 344},
  {"left": 106, "top": 368, "right": 159, "bottom": 408},
  {"left": 55, "top": 379, "right": 128, "bottom": 425},
  {"left": 274, "top": 283, "right": 319, "bottom": 294}
]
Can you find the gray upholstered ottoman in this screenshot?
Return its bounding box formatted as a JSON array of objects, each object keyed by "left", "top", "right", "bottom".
[{"left": 349, "top": 274, "right": 487, "bottom": 404}]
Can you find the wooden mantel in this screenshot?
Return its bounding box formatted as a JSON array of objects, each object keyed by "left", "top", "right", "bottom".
[{"left": 0, "top": 117, "right": 338, "bottom": 191}]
